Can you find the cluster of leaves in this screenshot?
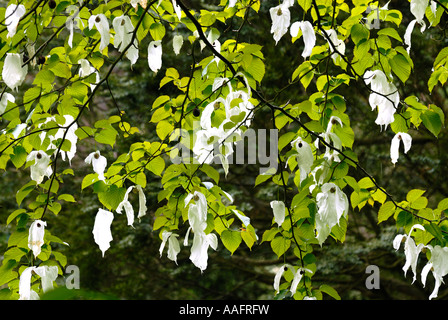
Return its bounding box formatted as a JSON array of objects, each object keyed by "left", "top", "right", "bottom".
[{"left": 0, "top": 0, "right": 448, "bottom": 300}]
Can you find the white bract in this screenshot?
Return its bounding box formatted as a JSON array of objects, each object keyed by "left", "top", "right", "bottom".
[
  {"left": 148, "top": 40, "right": 163, "bottom": 73},
  {"left": 184, "top": 191, "right": 218, "bottom": 272},
  {"left": 66, "top": 5, "right": 84, "bottom": 48},
  {"left": 2, "top": 53, "right": 28, "bottom": 91},
  {"left": 173, "top": 35, "right": 183, "bottom": 55},
  {"left": 112, "top": 15, "right": 139, "bottom": 65},
  {"left": 405, "top": 0, "right": 429, "bottom": 53},
  {"left": 88, "top": 14, "right": 110, "bottom": 51},
  {"left": 116, "top": 186, "right": 135, "bottom": 227},
  {"left": 270, "top": 200, "right": 286, "bottom": 227},
  {"left": 92, "top": 208, "right": 114, "bottom": 257},
  {"left": 26, "top": 151, "right": 53, "bottom": 185},
  {"left": 18, "top": 266, "right": 58, "bottom": 300},
  {"left": 116, "top": 185, "right": 147, "bottom": 225},
  {"left": 390, "top": 132, "right": 412, "bottom": 165},
  {"left": 0, "top": 92, "right": 15, "bottom": 115},
  {"left": 290, "top": 136, "right": 314, "bottom": 184},
  {"left": 5, "top": 4, "right": 26, "bottom": 38},
  {"left": 85, "top": 151, "right": 107, "bottom": 181},
  {"left": 28, "top": 220, "right": 47, "bottom": 258},
  {"left": 393, "top": 224, "right": 426, "bottom": 283},
  {"left": 78, "top": 59, "right": 100, "bottom": 90},
  {"left": 273, "top": 263, "right": 312, "bottom": 295},
  {"left": 43, "top": 115, "right": 78, "bottom": 165},
  {"left": 290, "top": 21, "right": 316, "bottom": 58},
  {"left": 315, "top": 182, "right": 349, "bottom": 245},
  {"left": 324, "top": 29, "right": 346, "bottom": 64},
  {"left": 159, "top": 230, "right": 181, "bottom": 264},
  {"left": 364, "top": 69, "right": 399, "bottom": 129},
  {"left": 421, "top": 245, "right": 448, "bottom": 300},
  {"left": 269, "top": 0, "right": 293, "bottom": 44}
]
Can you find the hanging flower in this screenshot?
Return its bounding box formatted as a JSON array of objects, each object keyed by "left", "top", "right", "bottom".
[
  {"left": 172, "top": 0, "right": 182, "bottom": 21},
  {"left": 405, "top": 0, "right": 428, "bottom": 53},
  {"left": 66, "top": 5, "right": 85, "bottom": 48},
  {"left": 0, "top": 92, "right": 15, "bottom": 115},
  {"left": 48, "top": 115, "right": 78, "bottom": 165},
  {"left": 5, "top": 4, "right": 26, "bottom": 38},
  {"left": 18, "top": 266, "right": 58, "bottom": 300},
  {"left": 364, "top": 69, "right": 399, "bottom": 129},
  {"left": 85, "top": 150, "right": 107, "bottom": 181},
  {"left": 148, "top": 40, "right": 162, "bottom": 73},
  {"left": 290, "top": 136, "right": 314, "bottom": 183},
  {"left": 270, "top": 200, "right": 286, "bottom": 227},
  {"left": 315, "top": 182, "right": 349, "bottom": 245},
  {"left": 2, "top": 53, "right": 28, "bottom": 91},
  {"left": 26, "top": 151, "right": 53, "bottom": 185},
  {"left": 112, "top": 15, "right": 139, "bottom": 65},
  {"left": 188, "top": 231, "right": 218, "bottom": 272},
  {"left": 324, "top": 29, "right": 346, "bottom": 64},
  {"left": 78, "top": 59, "right": 100, "bottom": 90},
  {"left": 390, "top": 132, "right": 412, "bottom": 165},
  {"left": 393, "top": 224, "right": 426, "bottom": 283},
  {"left": 159, "top": 230, "right": 181, "bottom": 264},
  {"left": 88, "top": 14, "right": 110, "bottom": 51},
  {"left": 269, "top": 0, "right": 292, "bottom": 44},
  {"left": 173, "top": 35, "right": 183, "bottom": 55},
  {"left": 28, "top": 220, "right": 47, "bottom": 258},
  {"left": 273, "top": 264, "right": 295, "bottom": 293},
  {"left": 290, "top": 21, "right": 316, "bottom": 58},
  {"left": 116, "top": 186, "right": 135, "bottom": 227},
  {"left": 421, "top": 245, "right": 448, "bottom": 300},
  {"left": 92, "top": 208, "right": 114, "bottom": 257}
]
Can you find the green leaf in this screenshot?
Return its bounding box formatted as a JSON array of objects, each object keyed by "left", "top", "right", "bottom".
[
  {"left": 16, "top": 181, "right": 36, "bottom": 206},
  {"left": 390, "top": 54, "right": 411, "bottom": 83},
  {"left": 421, "top": 109, "right": 443, "bottom": 137},
  {"left": 98, "top": 185, "right": 126, "bottom": 211},
  {"left": 221, "top": 230, "right": 242, "bottom": 255},
  {"left": 147, "top": 156, "right": 165, "bottom": 177},
  {"left": 271, "top": 236, "right": 291, "bottom": 258},
  {"left": 378, "top": 201, "right": 396, "bottom": 224},
  {"left": 319, "top": 284, "right": 341, "bottom": 300},
  {"left": 199, "top": 164, "right": 220, "bottom": 184},
  {"left": 149, "top": 22, "right": 166, "bottom": 41},
  {"left": 406, "top": 189, "right": 425, "bottom": 203}
]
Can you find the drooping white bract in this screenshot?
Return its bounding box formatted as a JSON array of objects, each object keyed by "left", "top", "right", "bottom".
[
  {"left": 405, "top": 0, "right": 429, "bottom": 53},
  {"left": 228, "top": 0, "right": 237, "bottom": 7},
  {"left": 159, "top": 230, "right": 181, "bottom": 264},
  {"left": 184, "top": 191, "right": 217, "bottom": 272},
  {"left": 324, "top": 29, "right": 346, "bottom": 64},
  {"left": 148, "top": 40, "right": 162, "bottom": 73},
  {"left": 290, "top": 136, "right": 314, "bottom": 184},
  {"left": 116, "top": 186, "right": 135, "bottom": 227},
  {"left": 2, "top": 53, "right": 28, "bottom": 91},
  {"left": 78, "top": 58, "right": 100, "bottom": 90},
  {"left": 45, "top": 115, "right": 78, "bottom": 165},
  {"left": 173, "top": 34, "right": 183, "bottom": 55},
  {"left": 315, "top": 182, "right": 349, "bottom": 245},
  {"left": 290, "top": 21, "right": 316, "bottom": 58},
  {"left": 390, "top": 132, "right": 412, "bottom": 165},
  {"left": 5, "top": 4, "right": 26, "bottom": 38},
  {"left": 26, "top": 151, "right": 53, "bottom": 185},
  {"left": 136, "top": 185, "right": 147, "bottom": 220},
  {"left": 290, "top": 267, "right": 313, "bottom": 295},
  {"left": 66, "top": 5, "right": 85, "bottom": 48},
  {"left": 316, "top": 116, "right": 343, "bottom": 162},
  {"left": 364, "top": 69, "right": 399, "bottom": 130},
  {"left": 28, "top": 220, "right": 47, "bottom": 258},
  {"left": 92, "top": 208, "right": 114, "bottom": 257},
  {"left": 269, "top": 0, "right": 293, "bottom": 44},
  {"left": 88, "top": 14, "right": 110, "bottom": 51},
  {"left": 85, "top": 150, "right": 107, "bottom": 181},
  {"left": 270, "top": 200, "right": 286, "bottom": 227},
  {"left": 0, "top": 92, "right": 15, "bottom": 115},
  {"left": 393, "top": 224, "right": 426, "bottom": 283},
  {"left": 421, "top": 245, "right": 448, "bottom": 300},
  {"left": 273, "top": 264, "right": 295, "bottom": 294},
  {"left": 172, "top": 0, "right": 182, "bottom": 21},
  {"left": 112, "top": 15, "right": 139, "bottom": 66},
  {"left": 18, "top": 266, "right": 58, "bottom": 300}
]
